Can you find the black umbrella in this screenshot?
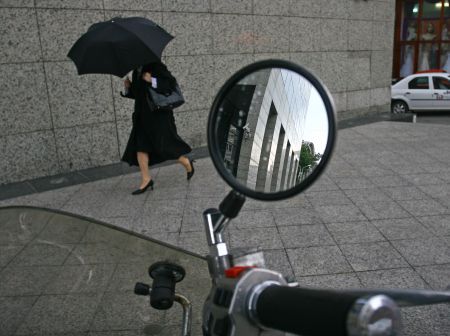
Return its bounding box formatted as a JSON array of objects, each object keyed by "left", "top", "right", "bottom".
[{"left": 68, "top": 17, "right": 174, "bottom": 77}]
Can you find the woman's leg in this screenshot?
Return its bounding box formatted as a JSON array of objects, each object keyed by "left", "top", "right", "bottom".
[
  {"left": 178, "top": 155, "right": 192, "bottom": 172},
  {"left": 137, "top": 151, "right": 152, "bottom": 188}
]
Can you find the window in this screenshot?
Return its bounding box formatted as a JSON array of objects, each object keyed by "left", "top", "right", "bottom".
[
  {"left": 433, "top": 76, "right": 450, "bottom": 88},
  {"left": 408, "top": 76, "right": 430, "bottom": 89},
  {"left": 394, "top": 0, "right": 450, "bottom": 78}
]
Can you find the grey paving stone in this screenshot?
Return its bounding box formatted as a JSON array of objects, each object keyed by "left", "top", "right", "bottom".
[
  {"left": 297, "top": 273, "right": 363, "bottom": 290},
  {"left": 0, "top": 296, "right": 38, "bottom": 336},
  {"left": 344, "top": 188, "right": 390, "bottom": 204},
  {"left": 418, "top": 184, "right": 450, "bottom": 199},
  {"left": 232, "top": 210, "right": 276, "bottom": 229},
  {"left": 401, "top": 304, "right": 450, "bottom": 336},
  {"left": 357, "top": 268, "right": 429, "bottom": 289},
  {"left": 417, "top": 215, "right": 450, "bottom": 236},
  {"left": 305, "top": 190, "right": 353, "bottom": 206},
  {"left": 0, "top": 245, "right": 24, "bottom": 267},
  {"left": 0, "top": 208, "right": 52, "bottom": 245},
  {"left": 304, "top": 173, "right": 340, "bottom": 192},
  {"left": 314, "top": 204, "right": 366, "bottom": 223},
  {"left": 357, "top": 201, "right": 411, "bottom": 220},
  {"left": 168, "top": 231, "right": 212, "bottom": 256},
  {"left": 381, "top": 186, "right": 429, "bottom": 201},
  {"left": 398, "top": 199, "right": 450, "bottom": 216},
  {"left": 287, "top": 245, "right": 352, "bottom": 277},
  {"left": 402, "top": 174, "right": 445, "bottom": 186},
  {"left": 368, "top": 175, "right": 412, "bottom": 188},
  {"left": 0, "top": 265, "right": 59, "bottom": 296},
  {"left": 15, "top": 293, "right": 103, "bottom": 334},
  {"left": 64, "top": 243, "right": 125, "bottom": 265},
  {"left": 36, "top": 214, "right": 90, "bottom": 244},
  {"left": 272, "top": 207, "right": 323, "bottom": 226},
  {"left": 279, "top": 224, "right": 335, "bottom": 248},
  {"left": 89, "top": 292, "right": 165, "bottom": 331},
  {"left": 133, "top": 213, "right": 183, "bottom": 234},
  {"left": 340, "top": 242, "right": 409, "bottom": 272},
  {"left": 356, "top": 164, "right": 396, "bottom": 177},
  {"left": 44, "top": 264, "right": 116, "bottom": 294},
  {"left": 333, "top": 176, "right": 375, "bottom": 190},
  {"left": 106, "top": 263, "right": 150, "bottom": 293},
  {"left": 391, "top": 237, "right": 450, "bottom": 266},
  {"left": 371, "top": 218, "right": 433, "bottom": 240},
  {"left": 229, "top": 227, "right": 284, "bottom": 250},
  {"left": 263, "top": 249, "right": 295, "bottom": 281},
  {"left": 415, "top": 264, "right": 450, "bottom": 290},
  {"left": 12, "top": 243, "right": 74, "bottom": 267},
  {"left": 326, "top": 221, "right": 385, "bottom": 244}
]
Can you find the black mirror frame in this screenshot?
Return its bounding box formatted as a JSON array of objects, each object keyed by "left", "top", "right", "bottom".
[{"left": 207, "top": 59, "right": 337, "bottom": 201}]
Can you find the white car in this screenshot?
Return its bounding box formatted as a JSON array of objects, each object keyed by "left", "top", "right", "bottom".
[{"left": 391, "top": 72, "right": 450, "bottom": 113}]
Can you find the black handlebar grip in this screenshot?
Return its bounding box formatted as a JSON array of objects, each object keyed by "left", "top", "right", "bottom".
[{"left": 255, "top": 285, "right": 360, "bottom": 336}]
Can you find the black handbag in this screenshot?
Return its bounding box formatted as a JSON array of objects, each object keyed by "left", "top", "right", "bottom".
[{"left": 148, "top": 83, "right": 185, "bottom": 109}]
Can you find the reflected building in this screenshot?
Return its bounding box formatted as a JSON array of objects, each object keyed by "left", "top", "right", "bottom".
[{"left": 221, "top": 69, "right": 312, "bottom": 192}]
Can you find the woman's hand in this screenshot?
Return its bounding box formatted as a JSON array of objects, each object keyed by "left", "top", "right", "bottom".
[{"left": 142, "top": 72, "right": 152, "bottom": 83}]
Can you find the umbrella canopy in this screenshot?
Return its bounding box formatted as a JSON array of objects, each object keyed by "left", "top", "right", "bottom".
[{"left": 68, "top": 17, "right": 174, "bottom": 77}]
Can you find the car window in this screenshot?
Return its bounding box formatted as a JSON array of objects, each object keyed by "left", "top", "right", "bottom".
[
  {"left": 432, "top": 76, "right": 450, "bottom": 90},
  {"left": 408, "top": 76, "right": 429, "bottom": 89}
]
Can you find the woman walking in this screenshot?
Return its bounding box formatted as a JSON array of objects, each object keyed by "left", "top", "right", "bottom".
[{"left": 121, "top": 62, "right": 194, "bottom": 195}]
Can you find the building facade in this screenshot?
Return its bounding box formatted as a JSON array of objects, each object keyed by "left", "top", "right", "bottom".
[{"left": 0, "top": 0, "right": 395, "bottom": 184}]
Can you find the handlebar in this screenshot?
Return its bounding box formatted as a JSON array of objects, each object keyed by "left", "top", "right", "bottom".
[{"left": 253, "top": 285, "right": 360, "bottom": 336}]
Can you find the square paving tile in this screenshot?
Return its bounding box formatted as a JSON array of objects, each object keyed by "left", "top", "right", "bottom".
[
  {"left": 340, "top": 242, "right": 409, "bottom": 272},
  {"left": 344, "top": 188, "right": 390, "bottom": 204},
  {"left": 229, "top": 227, "right": 283, "bottom": 250},
  {"left": 371, "top": 218, "right": 433, "bottom": 240},
  {"left": 357, "top": 201, "right": 411, "bottom": 220},
  {"left": 272, "top": 207, "right": 322, "bottom": 226},
  {"left": 279, "top": 224, "right": 335, "bottom": 248},
  {"left": 398, "top": 199, "right": 449, "bottom": 216},
  {"left": 314, "top": 204, "right": 366, "bottom": 223},
  {"left": 0, "top": 245, "right": 24, "bottom": 267},
  {"left": 415, "top": 264, "right": 450, "bottom": 290},
  {"left": 297, "top": 273, "right": 363, "bottom": 290},
  {"left": 44, "top": 264, "right": 116, "bottom": 294},
  {"left": 12, "top": 243, "right": 74, "bottom": 266},
  {"left": 326, "top": 221, "right": 385, "bottom": 244},
  {"left": 89, "top": 292, "right": 165, "bottom": 331},
  {"left": 369, "top": 175, "right": 411, "bottom": 187},
  {"left": 305, "top": 190, "right": 353, "bottom": 206},
  {"left": 333, "top": 176, "right": 375, "bottom": 189},
  {"left": 391, "top": 237, "right": 450, "bottom": 266},
  {"left": 287, "top": 245, "right": 352, "bottom": 277},
  {"left": 232, "top": 210, "right": 276, "bottom": 229},
  {"left": 0, "top": 296, "right": 38, "bottom": 336},
  {"left": 262, "top": 249, "right": 295, "bottom": 281},
  {"left": 417, "top": 215, "right": 450, "bottom": 236},
  {"left": 15, "top": 293, "right": 103, "bottom": 334},
  {"left": 381, "top": 186, "right": 429, "bottom": 201},
  {"left": 357, "top": 268, "right": 429, "bottom": 289},
  {"left": 0, "top": 265, "right": 59, "bottom": 296}
]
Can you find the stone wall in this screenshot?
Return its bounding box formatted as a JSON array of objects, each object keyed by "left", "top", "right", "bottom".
[{"left": 0, "top": 0, "right": 395, "bottom": 184}]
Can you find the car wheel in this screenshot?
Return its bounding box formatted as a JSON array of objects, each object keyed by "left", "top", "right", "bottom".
[{"left": 391, "top": 100, "right": 408, "bottom": 114}]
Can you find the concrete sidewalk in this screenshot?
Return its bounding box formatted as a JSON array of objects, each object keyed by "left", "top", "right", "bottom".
[{"left": 1, "top": 121, "right": 450, "bottom": 334}]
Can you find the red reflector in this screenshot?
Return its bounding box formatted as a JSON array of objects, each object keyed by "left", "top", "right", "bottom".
[{"left": 225, "top": 266, "right": 255, "bottom": 278}]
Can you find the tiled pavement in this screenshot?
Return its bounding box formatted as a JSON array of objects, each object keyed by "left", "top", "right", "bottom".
[{"left": 1, "top": 121, "right": 450, "bottom": 335}]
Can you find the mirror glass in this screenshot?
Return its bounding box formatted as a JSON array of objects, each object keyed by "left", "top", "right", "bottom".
[{"left": 212, "top": 66, "right": 333, "bottom": 195}]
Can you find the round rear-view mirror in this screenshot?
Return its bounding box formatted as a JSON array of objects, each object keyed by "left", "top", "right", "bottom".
[{"left": 207, "top": 60, "right": 337, "bottom": 201}]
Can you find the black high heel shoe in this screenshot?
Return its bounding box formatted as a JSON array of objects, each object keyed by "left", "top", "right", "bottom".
[
  {"left": 131, "top": 179, "right": 154, "bottom": 195},
  {"left": 187, "top": 159, "right": 195, "bottom": 180}
]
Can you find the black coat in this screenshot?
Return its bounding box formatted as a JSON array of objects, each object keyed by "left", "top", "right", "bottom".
[{"left": 121, "top": 64, "right": 191, "bottom": 167}]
